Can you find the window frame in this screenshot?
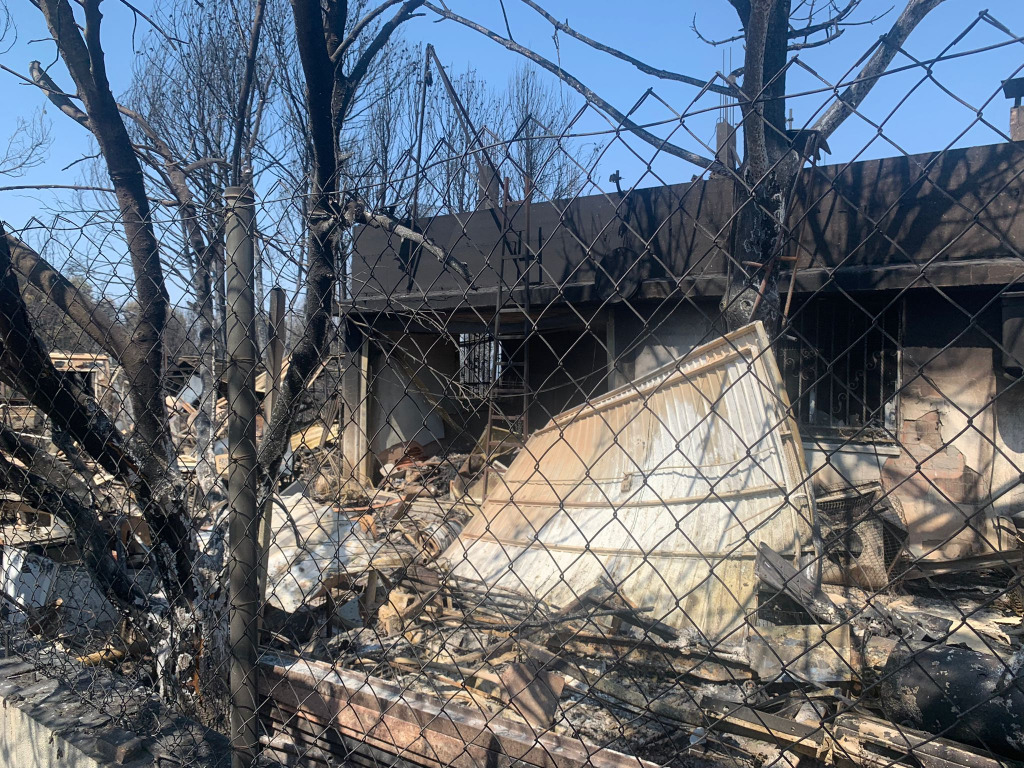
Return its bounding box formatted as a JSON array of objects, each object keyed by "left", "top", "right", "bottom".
[{"left": 778, "top": 293, "right": 902, "bottom": 443}]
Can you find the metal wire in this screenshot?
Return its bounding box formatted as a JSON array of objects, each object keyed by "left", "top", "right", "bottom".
[{"left": 0, "top": 8, "right": 1023, "bottom": 768}]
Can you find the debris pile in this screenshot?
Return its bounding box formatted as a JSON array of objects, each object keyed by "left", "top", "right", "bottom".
[
  {"left": 376, "top": 445, "right": 504, "bottom": 504},
  {"left": 258, "top": 325, "right": 1024, "bottom": 768},
  {"left": 378, "top": 454, "right": 467, "bottom": 500},
  {"left": 261, "top": 524, "right": 1024, "bottom": 768},
  {"left": 1, "top": 330, "right": 1020, "bottom": 768}
]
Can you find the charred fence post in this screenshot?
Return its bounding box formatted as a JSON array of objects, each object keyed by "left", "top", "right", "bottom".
[{"left": 225, "top": 181, "right": 260, "bottom": 768}]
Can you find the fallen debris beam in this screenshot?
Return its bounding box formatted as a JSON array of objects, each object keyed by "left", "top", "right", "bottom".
[
  {"left": 700, "top": 697, "right": 1021, "bottom": 768},
  {"left": 756, "top": 542, "right": 846, "bottom": 624},
  {"left": 259, "top": 654, "right": 662, "bottom": 768}
]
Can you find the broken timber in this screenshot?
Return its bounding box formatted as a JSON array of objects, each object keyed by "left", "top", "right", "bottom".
[
  {"left": 259, "top": 652, "right": 1019, "bottom": 768},
  {"left": 756, "top": 542, "right": 846, "bottom": 624},
  {"left": 259, "top": 653, "right": 661, "bottom": 768},
  {"left": 699, "top": 698, "right": 1022, "bottom": 768}
]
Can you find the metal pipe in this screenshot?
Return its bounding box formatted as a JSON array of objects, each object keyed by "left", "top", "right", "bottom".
[
  {"left": 225, "top": 181, "right": 260, "bottom": 768},
  {"left": 258, "top": 285, "right": 286, "bottom": 604}
]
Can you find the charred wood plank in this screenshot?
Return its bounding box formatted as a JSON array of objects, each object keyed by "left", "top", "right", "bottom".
[
  {"left": 259, "top": 654, "right": 661, "bottom": 768},
  {"left": 756, "top": 542, "right": 845, "bottom": 624},
  {"left": 700, "top": 696, "right": 1022, "bottom": 768}
]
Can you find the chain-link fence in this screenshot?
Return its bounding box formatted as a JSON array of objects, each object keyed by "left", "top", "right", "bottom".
[{"left": 2, "top": 6, "right": 1024, "bottom": 768}]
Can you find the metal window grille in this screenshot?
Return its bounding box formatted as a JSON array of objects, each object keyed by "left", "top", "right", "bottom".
[
  {"left": 458, "top": 332, "right": 495, "bottom": 396},
  {"left": 779, "top": 294, "right": 901, "bottom": 436}
]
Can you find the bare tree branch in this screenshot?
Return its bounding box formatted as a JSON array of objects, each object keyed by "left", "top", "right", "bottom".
[
  {"left": 690, "top": 17, "right": 745, "bottom": 48},
  {"left": 789, "top": 30, "right": 846, "bottom": 49},
  {"left": 330, "top": 0, "right": 405, "bottom": 62},
  {"left": 789, "top": 0, "right": 858, "bottom": 38},
  {"left": 4, "top": 231, "right": 131, "bottom": 361},
  {"left": 181, "top": 157, "right": 227, "bottom": 173},
  {"left": 1, "top": 183, "right": 113, "bottom": 193},
  {"left": 425, "top": 3, "right": 723, "bottom": 173},
  {"left": 812, "top": 0, "right": 946, "bottom": 139},
  {"left": 29, "top": 60, "right": 90, "bottom": 127},
  {"left": 39, "top": 0, "right": 172, "bottom": 449},
  {"left": 343, "top": 198, "right": 470, "bottom": 281},
  {"left": 339, "top": 1, "right": 426, "bottom": 122},
  {"left": 519, "top": 0, "right": 734, "bottom": 96},
  {"left": 229, "top": 0, "right": 267, "bottom": 182},
  {"left": 0, "top": 225, "right": 136, "bottom": 481},
  {"left": 0, "top": 110, "right": 52, "bottom": 177},
  {"left": 116, "top": 0, "right": 186, "bottom": 45}
]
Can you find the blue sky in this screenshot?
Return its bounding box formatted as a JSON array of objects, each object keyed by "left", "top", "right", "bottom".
[{"left": 1, "top": 1, "right": 1022, "bottom": 239}]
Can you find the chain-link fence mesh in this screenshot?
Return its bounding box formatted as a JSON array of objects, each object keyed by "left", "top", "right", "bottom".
[{"left": 2, "top": 7, "right": 1024, "bottom": 768}]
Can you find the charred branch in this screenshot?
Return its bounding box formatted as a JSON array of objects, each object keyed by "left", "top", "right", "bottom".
[
  {"left": 337, "top": 1, "right": 427, "bottom": 125},
  {"left": 0, "top": 427, "right": 149, "bottom": 613},
  {"left": 113, "top": 103, "right": 219, "bottom": 497},
  {"left": 5, "top": 232, "right": 131, "bottom": 362},
  {"left": 34, "top": 0, "right": 197, "bottom": 606},
  {"left": 37, "top": 0, "right": 172, "bottom": 460},
  {"left": 702, "top": 1, "right": 887, "bottom": 52},
  {"left": 229, "top": 0, "right": 268, "bottom": 183},
  {"left": 788, "top": 31, "right": 847, "bottom": 50},
  {"left": 330, "top": 0, "right": 405, "bottom": 62},
  {"left": 0, "top": 228, "right": 198, "bottom": 608},
  {"left": 690, "top": 19, "right": 745, "bottom": 48},
  {"left": 259, "top": 0, "right": 346, "bottom": 484},
  {"left": 519, "top": 0, "right": 734, "bottom": 96},
  {"left": 812, "top": 0, "right": 947, "bottom": 140},
  {"left": 789, "top": 0, "right": 857, "bottom": 38},
  {"left": 0, "top": 226, "right": 136, "bottom": 480},
  {"left": 342, "top": 198, "right": 470, "bottom": 281},
  {"left": 425, "top": 3, "right": 724, "bottom": 173},
  {"left": 28, "top": 60, "right": 90, "bottom": 127}
]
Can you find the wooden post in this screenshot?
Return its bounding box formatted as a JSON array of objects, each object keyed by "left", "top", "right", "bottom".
[{"left": 341, "top": 320, "right": 371, "bottom": 487}]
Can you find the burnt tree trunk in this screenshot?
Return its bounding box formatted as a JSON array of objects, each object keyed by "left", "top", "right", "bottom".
[
  {"left": 37, "top": 0, "right": 197, "bottom": 605},
  {"left": 0, "top": 229, "right": 150, "bottom": 613},
  {"left": 258, "top": 0, "right": 344, "bottom": 484},
  {"left": 721, "top": 0, "right": 798, "bottom": 335}
]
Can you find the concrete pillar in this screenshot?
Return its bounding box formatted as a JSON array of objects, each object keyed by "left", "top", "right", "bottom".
[{"left": 1011, "top": 105, "right": 1024, "bottom": 141}]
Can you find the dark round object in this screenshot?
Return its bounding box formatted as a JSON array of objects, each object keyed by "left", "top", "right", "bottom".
[{"left": 880, "top": 644, "right": 1024, "bottom": 759}]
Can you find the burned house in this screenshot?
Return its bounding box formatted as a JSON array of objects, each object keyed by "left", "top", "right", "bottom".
[
  {"left": 344, "top": 140, "right": 1024, "bottom": 568},
  {"left": 246, "top": 140, "right": 1024, "bottom": 765}
]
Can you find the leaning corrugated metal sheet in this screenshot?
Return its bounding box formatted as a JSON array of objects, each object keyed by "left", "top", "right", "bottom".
[{"left": 443, "top": 322, "right": 816, "bottom": 643}]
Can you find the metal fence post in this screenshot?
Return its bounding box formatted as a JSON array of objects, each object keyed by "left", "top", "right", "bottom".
[{"left": 224, "top": 181, "right": 260, "bottom": 768}]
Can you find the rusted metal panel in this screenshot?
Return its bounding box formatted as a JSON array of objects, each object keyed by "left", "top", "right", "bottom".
[
  {"left": 443, "top": 322, "right": 816, "bottom": 644},
  {"left": 259, "top": 654, "right": 660, "bottom": 768}
]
